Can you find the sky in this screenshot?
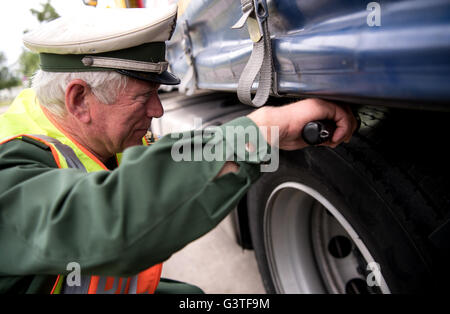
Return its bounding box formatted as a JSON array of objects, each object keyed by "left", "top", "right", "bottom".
[{"left": 0, "top": 0, "right": 118, "bottom": 67}]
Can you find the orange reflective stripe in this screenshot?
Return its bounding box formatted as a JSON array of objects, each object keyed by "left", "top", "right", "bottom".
[
  {"left": 114, "top": 278, "right": 124, "bottom": 294},
  {"left": 136, "top": 264, "right": 163, "bottom": 294},
  {"left": 0, "top": 135, "right": 21, "bottom": 145},
  {"left": 40, "top": 107, "right": 109, "bottom": 170},
  {"left": 50, "top": 275, "right": 62, "bottom": 294},
  {"left": 88, "top": 276, "right": 101, "bottom": 294},
  {"left": 2, "top": 134, "right": 163, "bottom": 294},
  {"left": 1, "top": 94, "right": 164, "bottom": 294},
  {"left": 0, "top": 134, "right": 63, "bottom": 168},
  {"left": 105, "top": 277, "right": 115, "bottom": 291},
  {"left": 60, "top": 131, "right": 108, "bottom": 170},
  {"left": 66, "top": 264, "right": 162, "bottom": 294}
]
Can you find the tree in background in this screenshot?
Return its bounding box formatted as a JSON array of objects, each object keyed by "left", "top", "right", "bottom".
[
  {"left": 0, "top": 52, "right": 20, "bottom": 90},
  {"left": 30, "top": 0, "right": 60, "bottom": 23},
  {"left": 18, "top": 48, "right": 40, "bottom": 81},
  {"left": 19, "top": 0, "right": 60, "bottom": 85}
]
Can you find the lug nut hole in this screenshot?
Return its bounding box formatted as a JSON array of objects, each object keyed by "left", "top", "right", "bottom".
[{"left": 328, "top": 235, "right": 352, "bottom": 258}]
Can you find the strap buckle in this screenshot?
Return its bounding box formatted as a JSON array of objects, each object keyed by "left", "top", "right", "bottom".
[
  {"left": 232, "top": 0, "right": 278, "bottom": 107},
  {"left": 232, "top": 0, "right": 269, "bottom": 43}
]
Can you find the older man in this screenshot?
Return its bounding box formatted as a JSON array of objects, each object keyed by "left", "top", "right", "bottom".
[{"left": 0, "top": 6, "right": 356, "bottom": 293}]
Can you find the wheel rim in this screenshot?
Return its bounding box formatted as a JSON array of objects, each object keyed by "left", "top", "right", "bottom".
[{"left": 263, "top": 182, "right": 391, "bottom": 294}]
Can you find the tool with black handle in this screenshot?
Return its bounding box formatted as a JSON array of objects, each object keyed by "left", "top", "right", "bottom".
[
  {"left": 301, "top": 120, "right": 337, "bottom": 145},
  {"left": 302, "top": 112, "right": 361, "bottom": 145}
]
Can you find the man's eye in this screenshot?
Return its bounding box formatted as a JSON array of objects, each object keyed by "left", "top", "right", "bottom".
[
  {"left": 137, "top": 95, "right": 150, "bottom": 102},
  {"left": 135, "top": 90, "right": 156, "bottom": 102}
]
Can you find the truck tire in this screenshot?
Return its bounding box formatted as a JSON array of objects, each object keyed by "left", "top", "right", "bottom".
[{"left": 247, "top": 106, "right": 450, "bottom": 294}]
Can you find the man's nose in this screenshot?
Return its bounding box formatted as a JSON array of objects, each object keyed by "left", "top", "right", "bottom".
[{"left": 147, "top": 95, "right": 164, "bottom": 118}]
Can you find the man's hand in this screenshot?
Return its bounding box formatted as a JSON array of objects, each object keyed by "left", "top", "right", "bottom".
[{"left": 247, "top": 98, "right": 358, "bottom": 150}]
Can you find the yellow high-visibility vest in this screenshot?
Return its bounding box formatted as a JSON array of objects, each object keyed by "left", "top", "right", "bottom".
[{"left": 0, "top": 89, "right": 162, "bottom": 294}]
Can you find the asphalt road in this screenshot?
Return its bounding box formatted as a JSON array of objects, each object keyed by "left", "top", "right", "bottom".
[{"left": 161, "top": 214, "right": 266, "bottom": 294}]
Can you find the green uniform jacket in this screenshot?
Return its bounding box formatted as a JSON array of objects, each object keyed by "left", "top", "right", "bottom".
[{"left": 0, "top": 111, "right": 270, "bottom": 293}]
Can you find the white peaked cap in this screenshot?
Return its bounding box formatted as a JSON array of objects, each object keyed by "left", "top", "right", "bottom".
[{"left": 22, "top": 5, "right": 180, "bottom": 85}]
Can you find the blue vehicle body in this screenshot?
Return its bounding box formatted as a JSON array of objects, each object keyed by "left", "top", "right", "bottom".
[
  {"left": 167, "top": 0, "right": 450, "bottom": 110},
  {"left": 78, "top": 0, "right": 450, "bottom": 294},
  {"left": 159, "top": 1, "right": 450, "bottom": 294}
]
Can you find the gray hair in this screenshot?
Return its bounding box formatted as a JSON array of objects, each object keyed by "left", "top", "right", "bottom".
[{"left": 31, "top": 70, "right": 129, "bottom": 117}]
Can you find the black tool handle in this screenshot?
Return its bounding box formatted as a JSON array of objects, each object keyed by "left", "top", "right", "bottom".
[{"left": 302, "top": 120, "right": 337, "bottom": 145}]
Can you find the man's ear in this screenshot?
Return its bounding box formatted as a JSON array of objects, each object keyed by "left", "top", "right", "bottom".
[{"left": 65, "top": 79, "right": 92, "bottom": 124}]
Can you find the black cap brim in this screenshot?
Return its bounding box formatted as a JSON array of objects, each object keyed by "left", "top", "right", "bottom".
[{"left": 115, "top": 69, "right": 180, "bottom": 85}]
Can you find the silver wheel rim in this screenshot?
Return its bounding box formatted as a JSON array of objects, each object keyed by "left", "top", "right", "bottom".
[{"left": 263, "top": 182, "right": 391, "bottom": 294}]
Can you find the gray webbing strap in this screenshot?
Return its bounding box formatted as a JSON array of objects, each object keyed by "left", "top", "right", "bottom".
[
  {"left": 27, "top": 134, "right": 90, "bottom": 294},
  {"left": 28, "top": 134, "right": 87, "bottom": 172},
  {"left": 232, "top": 0, "right": 275, "bottom": 107},
  {"left": 29, "top": 134, "right": 88, "bottom": 293},
  {"left": 60, "top": 276, "right": 91, "bottom": 294}
]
